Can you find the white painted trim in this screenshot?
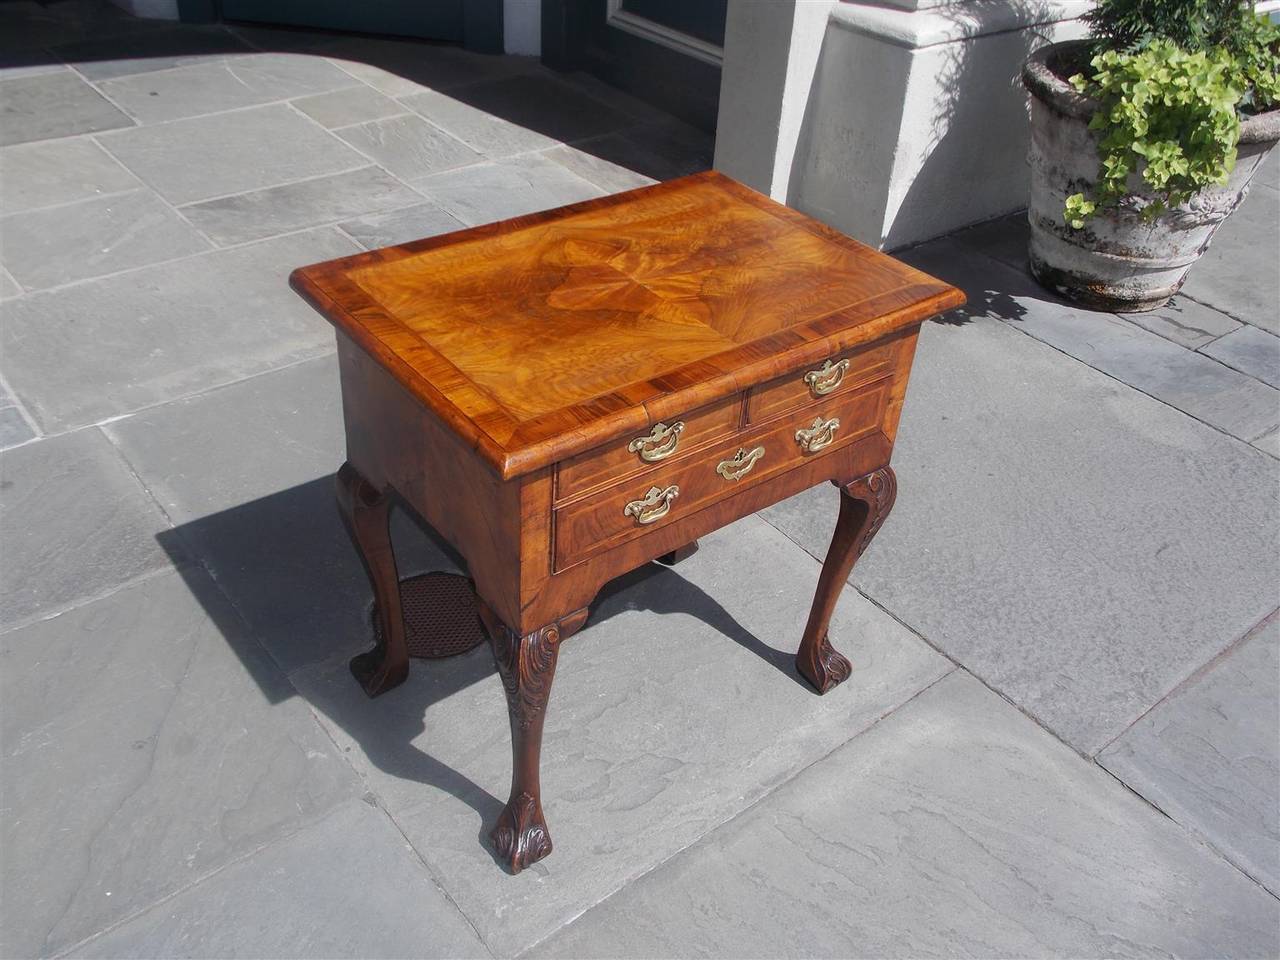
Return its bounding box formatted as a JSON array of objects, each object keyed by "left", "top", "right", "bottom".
[
  {"left": 829, "top": 0, "right": 1092, "bottom": 49},
  {"left": 605, "top": 0, "right": 724, "bottom": 65}
]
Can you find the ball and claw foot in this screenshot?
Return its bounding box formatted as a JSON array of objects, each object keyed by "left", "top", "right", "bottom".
[
  {"left": 797, "top": 632, "right": 853, "bottom": 694},
  {"left": 491, "top": 791, "right": 553, "bottom": 873}
]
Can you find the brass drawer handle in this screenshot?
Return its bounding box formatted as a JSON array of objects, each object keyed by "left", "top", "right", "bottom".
[
  {"left": 803, "top": 358, "right": 850, "bottom": 397},
  {"left": 795, "top": 416, "right": 840, "bottom": 454},
  {"left": 623, "top": 484, "right": 679, "bottom": 525},
  {"left": 627, "top": 421, "right": 685, "bottom": 462},
  {"left": 716, "top": 445, "right": 765, "bottom": 481}
]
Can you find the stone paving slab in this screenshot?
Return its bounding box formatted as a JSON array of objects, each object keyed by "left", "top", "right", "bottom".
[
  {"left": 0, "top": 70, "right": 132, "bottom": 146},
  {"left": 288, "top": 517, "right": 953, "bottom": 957},
  {"left": 339, "top": 200, "right": 465, "bottom": 250},
  {"left": 532, "top": 671, "right": 1280, "bottom": 959},
  {"left": 401, "top": 87, "right": 559, "bottom": 160},
  {"left": 902, "top": 239, "right": 1280, "bottom": 442},
  {"left": 334, "top": 112, "right": 483, "bottom": 181},
  {"left": 54, "top": 24, "right": 251, "bottom": 81},
  {"left": 0, "top": 427, "right": 176, "bottom": 627},
  {"left": 568, "top": 122, "right": 713, "bottom": 183},
  {"left": 0, "top": 136, "right": 139, "bottom": 215},
  {"left": 0, "top": 568, "right": 362, "bottom": 958},
  {"left": 1100, "top": 611, "right": 1279, "bottom": 896},
  {"left": 761, "top": 316, "right": 1280, "bottom": 755},
  {"left": 290, "top": 84, "right": 403, "bottom": 129},
  {"left": 1179, "top": 181, "right": 1280, "bottom": 334},
  {"left": 1256, "top": 150, "right": 1279, "bottom": 189},
  {"left": 0, "top": 267, "right": 18, "bottom": 299},
  {"left": 69, "top": 799, "right": 489, "bottom": 960},
  {"left": 98, "top": 102, "right": 365, "bottom": 204},
  {"left": 1, "top": 227, "right": 356, "bottom": 432},
  {"left": 445, "top": 74, "right": 633, "bottom": 145},
  {"left": 1121, "top": 296, "right": 1244, "bottom": 350},
  {"left": 0, "top": 405, "right": 35, "bottom": 448},
  {"left": 180, "top": 165, "right": 422, "bottom": 247},
  {"left": 319, "top": 35, "right": 536, "bottom": 98},
  {"left": 1199, "top": 322, "right": 1280, "bottom": 389},
  {"left": 412, "top": 154, "right": 605, "bottom": 226},
  {"left": 1253, "top": 427, "right": 1280, "bottom": 459},
  {"left": 540, "top": 143, "right": 657, "bottom": 193},
  {"left": 95, "top": 53, "right": 359, "bottom": 124},
  {"left": 1, "top": 187, "right": 210, "bottom": 289},
  {"left": 0, "top": 0, "right": 165, "bottom": 52},
  {"left": 104, "top": 355, "right": 459, "bottom": 672}
]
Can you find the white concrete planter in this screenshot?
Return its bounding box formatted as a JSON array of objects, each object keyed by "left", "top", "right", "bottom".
[{"left": 1022, "top": 40, "right": 1280, "bottom": 311}]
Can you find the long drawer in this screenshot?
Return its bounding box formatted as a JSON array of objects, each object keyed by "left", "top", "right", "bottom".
[{"left": 553, "top": 375, "right": 891, "bottom": 570}]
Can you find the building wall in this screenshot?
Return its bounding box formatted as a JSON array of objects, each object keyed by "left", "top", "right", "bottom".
[{"left": 715, "top": 0, "right": 1092, "bottom": 249}]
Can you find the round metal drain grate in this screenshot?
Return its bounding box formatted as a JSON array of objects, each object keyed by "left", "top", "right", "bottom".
[{"left": 371, "top": 571, "right": 486, "bottom": 659}]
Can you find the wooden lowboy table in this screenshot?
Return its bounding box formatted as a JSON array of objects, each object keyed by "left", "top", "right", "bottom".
[{"left": 290, "top": 171, "right": 963, "bottom": 873}]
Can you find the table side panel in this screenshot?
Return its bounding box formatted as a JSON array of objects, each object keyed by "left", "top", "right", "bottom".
[
  {"left": 883, "top": 325, "right": 922, "bottom": 444},
  {"left": 336, "top": 334, "right": 525, "bottom": 628}
]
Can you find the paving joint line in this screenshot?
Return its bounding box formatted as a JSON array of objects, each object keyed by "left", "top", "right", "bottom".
[
  {"left": 756, "top": 508, "right": 1114, "bottom": 763},
  {"left": 1178, "top": 287, "right": 1267, "bottom": 330},
  {"left": 756, "top": 509, "right": 1280, "bottom": 901},
  {"left": 49, "top": 801, "right": 361, "bottom": 959},
  {"left": 0, "top": 562, "right": 176, "bottom": 639},
  {"left": 513, "top": 666, "right": 960, "bottom": 959},
  {"left": 1092, "top": 605, "right": 1280, "bottom": 757},
  {"left": 1093, "top": 760, "right": 1280, "bottom": 904},
  {"left": 360, "top": 787, "right": 497, "bottom": 958},
  {"left": 16, "top": 345, "right": 337, "bottom": 444},
  {"left": 0, "top": 367, "right": 42, "bottom": 439},
  {"left": 280, "top": 98, "right": 430, "bottom": 199}
]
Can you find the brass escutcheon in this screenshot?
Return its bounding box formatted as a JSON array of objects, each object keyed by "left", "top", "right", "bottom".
[
  {"left": 627, "top": 421, "right": 685, "bottom": 462},
  {"left": 716, "top": 445, "right": 765, "bottom": 481},
  {"left": 795, "top": 416, "right": 840, "bottom": 454},
  {"left": 623, "top": 484, "right": 679, "bottom": 525},
  {"left": 803, "top": 358, "right": 850, "bottom": 397}
]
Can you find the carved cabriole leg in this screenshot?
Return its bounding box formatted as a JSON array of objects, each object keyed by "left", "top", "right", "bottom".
[
  {"left": 477, "top": 603, "right": 588, "bottom": 873},
  {"left": 796, "top": 466, "right": 898, "bottom": 694},
  {"left": 335, "top": 461, "right": 410, "bottom": 698},
  {"left": 655, "top": 540, "right": 699, "bottom": 566}
]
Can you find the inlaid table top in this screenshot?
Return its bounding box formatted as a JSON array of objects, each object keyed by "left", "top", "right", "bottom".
[{"left": 291, "top": 170, "right": 962, "bottom": 479}]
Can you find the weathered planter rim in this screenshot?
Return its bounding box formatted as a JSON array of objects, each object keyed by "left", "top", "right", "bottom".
[{"left": 1022, "top": 39, "right": 1280, "bottom": 144}]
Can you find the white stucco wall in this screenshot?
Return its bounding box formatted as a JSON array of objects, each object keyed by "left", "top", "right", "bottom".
[{"left": 715, "top": 0, "right": 1091, "bottom": 249}]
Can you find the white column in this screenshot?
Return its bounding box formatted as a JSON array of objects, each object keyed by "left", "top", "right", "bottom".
[{"left": 715, "top": 0, "right": 1092, "bottom": 249}]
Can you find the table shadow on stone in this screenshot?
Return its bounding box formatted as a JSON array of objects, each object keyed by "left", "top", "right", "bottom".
[{"left": 155, "top": 479, "right": 815, "bottom": 867}]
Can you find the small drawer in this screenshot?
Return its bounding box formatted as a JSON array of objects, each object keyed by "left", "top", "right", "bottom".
[
  {"left": 553, "top": 377, "right": 890, "bottom": 570},
  {"left": 746, "top": 338, "right": 896, "bottom": 425},
  {"left": 556, "top": 395, "right": 740, "bottom": 502}
]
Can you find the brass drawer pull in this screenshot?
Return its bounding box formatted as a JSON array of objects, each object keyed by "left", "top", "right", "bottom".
[
  {"left": 716, "top": 445, "right": 765, "bottom": 481},
  {"left": 795, "top": 416, "right": 840, "bottom": 454},
  {"left": 627, "top": 421, "right": 685, "bottom": 462},
  {"left": 623, "top": 484, "right": 679, "bottom": 525},
  {"left": 803, "top": 358, "right": 850, "bottom": 397}
]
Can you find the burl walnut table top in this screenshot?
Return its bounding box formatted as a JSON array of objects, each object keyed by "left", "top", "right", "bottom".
[{"left": 291, "top": 170, "right": 962, "bottom": 480}]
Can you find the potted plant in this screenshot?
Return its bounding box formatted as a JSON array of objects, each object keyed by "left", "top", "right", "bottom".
[{"left": 1022, "top": 0, "right": 1280, "bottom": 311}]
